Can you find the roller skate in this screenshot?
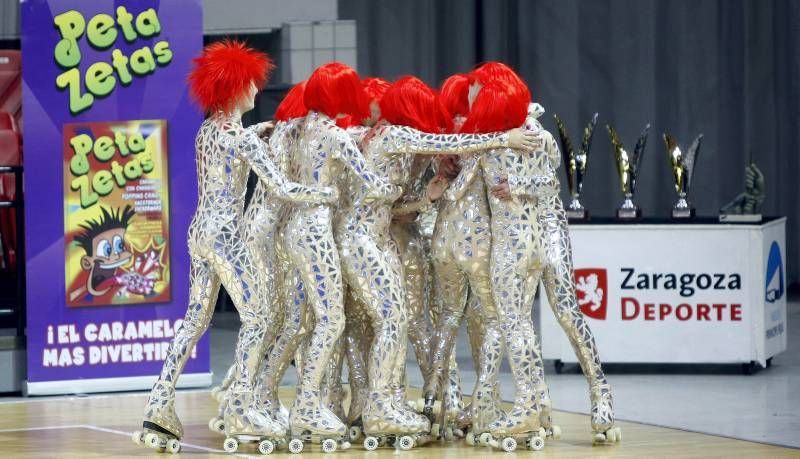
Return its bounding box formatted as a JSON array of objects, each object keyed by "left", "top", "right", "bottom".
[
  {"left": 537, "top": 383, "right": 561, "bottom": 440},
  {"left": 464, "top": 384, "right": 505, "bottom": 447},
  {"left": 590, "top": 383, "right": 621, "bottom": 444},
  {"left": 361, "top": 391, "right": 431, "bottom": 451},
  {"left": 288, "top": 388, "right": 351, "bottom": 453},
  {"left": 476, "top": 391, "right": 547, "bottom": 452},
  {"left": 132, "top": 381, "right": 183, "bottom": 454},
  {"left": 222, "top": 389, "right": 288, "bottom": 454},
  {"left": 207, "top": 393, "right": 227, "bottom": 435},
  {"left": 346, "top": 385, "right": 368, "bottom": 441},
  {"left": 210, "top": 363, "right": 236, "bottom": 402},
  {"left": 439, "top": 368, "right": 466, "bottom": 438}
]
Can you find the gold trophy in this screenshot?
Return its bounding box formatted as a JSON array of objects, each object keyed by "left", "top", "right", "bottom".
[
  {"left": 554, "top": 112, "right": 598, "bottom": 220},
  {"left": 664, "top": 133, "right": 703, "bottom": 218},
  {"left": 607, "top": 123, "right": 649, "bottom": 219}
]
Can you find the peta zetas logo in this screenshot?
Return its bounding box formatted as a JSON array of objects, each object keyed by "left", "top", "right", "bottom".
[{"left": 575, "top": 268, "right": 607, "bottom": 320}]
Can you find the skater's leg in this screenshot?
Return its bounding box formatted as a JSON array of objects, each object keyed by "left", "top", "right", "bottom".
[
  {"left": 490, "top": 234, "right": 544, "bottom": 436},
  {"left": 538, "top": 203, "right": 615, "bottom": 439},
  {"left": 144, "top": 255, "right": 219, "bottom": 439},
  {"left": 344, "top": 289, "right": 372, "bottom": 425},
  {"left": 340, "top": 232, "right": 428, "bottom": 435},
  {"left": 285, "top": 215, "right": 347, "bottom": 436}
]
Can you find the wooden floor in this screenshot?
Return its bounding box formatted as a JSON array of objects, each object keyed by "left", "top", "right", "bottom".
[{"left": 0, "top": 386, "right": 796, "bottom": 458}]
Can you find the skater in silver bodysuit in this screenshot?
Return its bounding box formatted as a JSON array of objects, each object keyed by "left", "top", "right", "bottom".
[
  {"left": 135, "top": 42, "right": 337, "bottom": 454},
  {"left": 491, "top": 101, "right": 620, "bottom": 444},
  {"left": 336, "top": 76, "right": 539, "bottom": 449},
  {"left": 281, "top": 62, "right": 400, "bottom": 451}
]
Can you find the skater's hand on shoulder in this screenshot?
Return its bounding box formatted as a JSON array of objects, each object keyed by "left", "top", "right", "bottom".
[
  {"left": 491, "top": 177, "right": 513, "bottom": 201},
  {"left": 508, "top": 128, "right": 543, "bottom": 151},
  {"left": 251, "top": 121, "right": 275, "bottom": 138},
  {"left": 438, "top": 155, "right": 461, "bottom": 180},
  {"left": 426, "top": 175, "right": 449, "bottom": 202}
]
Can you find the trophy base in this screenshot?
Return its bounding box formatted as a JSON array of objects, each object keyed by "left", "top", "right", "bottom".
[
  {"left": 671, "top": 207, "right": 695, "bottom": 219},
  {"left": 566, "top": 208, "right": 589, "bottom": 220},
  {"left": 616, "top": 208, "right": 641, "bottom": 220},
  {"left": 719, "top": 213, "right": 762, "bottom": 223}
]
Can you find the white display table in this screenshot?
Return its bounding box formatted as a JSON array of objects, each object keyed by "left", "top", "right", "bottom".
[{"left": 539, "top": 217, "right": 787, "bottom": 372}]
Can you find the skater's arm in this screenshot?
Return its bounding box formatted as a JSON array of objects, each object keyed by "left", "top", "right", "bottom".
[
  {"left": 383, "top": 125, "right": 540, "bottom": 156},
  {"left": 444, "top": 155, "right": 481, "bottom": 201},
  {"left": 237, "top": 130, "right": 338, "bottom": 204},
  {"left": 335, "top": 131, "right": 401, "bottom": 201}
]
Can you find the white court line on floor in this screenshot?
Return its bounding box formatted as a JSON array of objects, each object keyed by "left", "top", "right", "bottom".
[
  {"left": 0, "top": 423, "right": 248, "bottom": 457},
  {"left": 0, "top": 388, "right": 212, "bottom": 404}
]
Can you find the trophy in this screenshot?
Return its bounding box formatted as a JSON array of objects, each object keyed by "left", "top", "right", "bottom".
[
  {"left": 719, "top": 160, "right": 765, "bottom": 222},
  {"left": 607, "top": 123, "right": 649, "bottom": 219},
  {"left": 664, "top": 133, "right": 703, "bottom": 218},
  {"left": 554, "top": 112, "right": 598, "bottom": 220}
]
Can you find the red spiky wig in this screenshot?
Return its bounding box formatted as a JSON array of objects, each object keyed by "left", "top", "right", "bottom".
[
  {"left": 363, "top": 77, "right": 391, "bottom": 103},
  {"left": 275, "top": 81, "right": 308, "bottom": 121},
  {"left": 470, "top": 62, "right": 529, "bottom": 96},
  {"left": 304, "top": 62, "right": 369, "bottom": 121},
  {"left": 460, "top": 80, "right": 530, "bottom": 134},
  {"left": 187, "top": 39, "right": 274, "bottom": 113},
  {"left": 440, "top": 73, "right": 470, "bottom": 118},
  {"left": 380, "top": 76, "right": 453, "bottom": 134}
]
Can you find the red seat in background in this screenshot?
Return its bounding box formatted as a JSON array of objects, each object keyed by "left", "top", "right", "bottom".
[{"left": 0, "top": 50, "right": 22, "bottom": 271}]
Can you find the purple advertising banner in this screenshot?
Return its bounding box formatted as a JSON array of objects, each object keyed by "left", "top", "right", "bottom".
[{"left": 22, "top": 0, "right": 208, "bottom": 394}]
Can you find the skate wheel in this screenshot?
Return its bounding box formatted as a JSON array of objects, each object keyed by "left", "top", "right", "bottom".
[
  {"left": 415, "top": 397, "right": 425, "bottom": 412},
  {"left": 223, "top": 437, "right": 238, "bottom": 453},
  {"left": 593, "top": 432, "right": 606, "bottom": 445},
  {"left": 349, "top": 425, "right": 362, "bottom": 441},
  {"left": 431, "top": 423, "right": 440, "bottom": 437},
  {"left": 258, "top": 439, "right": 275, "bottom": 455},
  {"left": 502, "top": 437, "right": 518, "bottom": 452},
  {"left": 288, "top": 438, "right": 304, "bottom": 454},
  {"left": 144, "top": 432, "right": 161, "bottom": 449},
  {"left": 166, "top": 438, "right": 181, "bottom": 454},
  {"left": 615, "top": 427, "right": 623, "bottom": 442},
  {"left": 551, "top": 425, "right": 562, "bottom": 439},
  {"left": 479, "top": 432, "right": 492, "bottom": 445},
  {"left": 454, "top": 428, "right": 465, "bottom": 438},
  {"left": 340, "top": 441, "right": 351, "bottom": 450},
  {"left": 398, "top": 435, "right": 414, "bottom": 451},
  {"left": 363, "top": 436, "right": 379, "bottom": 451},
  {"left": 465, "top": 432, "right": 475, "bottom": 446},
  {"left": 529, "top": 436, "right": 544, "bottom": 451},
  {"left": 131, "top": 430, "right": 143, "bottom": 446},
  {"left": 209, "top": 417, "right": 225, "bottom": 434},
  {"left": 321, "top": 438, "right": 337, "bottom": 453}
]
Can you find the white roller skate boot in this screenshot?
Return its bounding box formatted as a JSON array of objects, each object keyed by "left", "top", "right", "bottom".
[
  {"left": 481, "top": 390, "right": 547, "bottom": 452},
  {"left": 288, "top": 388, "right": 350, "bottom": 453},
  {"left": 537, "top": 383, "right": 561, "bottom": 439},
  {"left": 222, "top": 389, "right": 288, "bottom": 454},
  {"left": 362, "top": 390, "right": 431, "bottom": 451},
  {"left": 133, "top": 381, "right": 183, "bottom": 454},
  {"left": 591, "top": 382, "right": 621, "bottom": 444}
]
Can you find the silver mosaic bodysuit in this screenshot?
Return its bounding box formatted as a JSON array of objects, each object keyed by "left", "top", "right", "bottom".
[{"left": 143, "top": 113, "right": 336, "bottom": 439}]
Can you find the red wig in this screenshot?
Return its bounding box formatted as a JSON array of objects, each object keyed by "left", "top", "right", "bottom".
[
  {"left": 363, "top": 77, "right": 391, "bottom": 103},
  {"left": 460, "top": 80, "right": 530, "bottom": 134},
  {"left": 336, "top": 115, "right": 358, "bottom": 129},
  {"left": 275, "top": 81, "right": 307, "bottom": 121},
  {"left": 304, "top": 62, "right": 369, "bottom": 120},
  {"left": 440, "top": 74, "right": 470, "bottom": 118},
  {"left": 380, "top": 76, "right": 453, "bottom": 134},
  {"left": 470, "top": 62, "right": 531, "bottom": 100},
  {"left": 187, "top": 39, "right": 274, "bottom": 113}
]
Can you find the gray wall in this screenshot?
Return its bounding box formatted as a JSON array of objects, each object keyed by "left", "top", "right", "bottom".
[{"left": 340, "top": 0, "right": 800, "bottom": 285}]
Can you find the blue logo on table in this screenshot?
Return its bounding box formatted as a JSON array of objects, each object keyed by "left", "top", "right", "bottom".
[{"left": 765, "top": 241, "right": 784, "bottom": 303}]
